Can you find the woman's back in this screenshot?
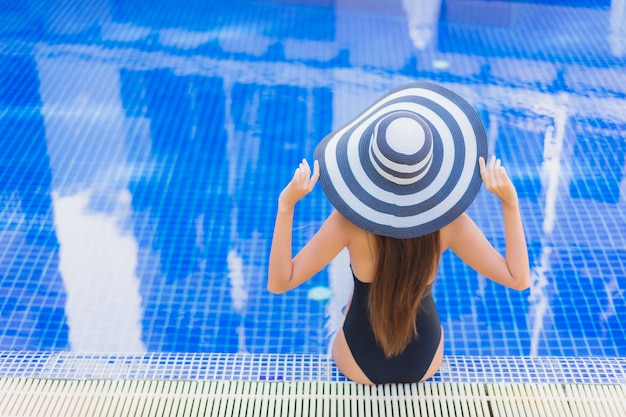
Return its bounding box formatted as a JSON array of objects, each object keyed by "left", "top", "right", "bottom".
[{"left": 345, "top": 212, "right": 453, "bottom": 286}]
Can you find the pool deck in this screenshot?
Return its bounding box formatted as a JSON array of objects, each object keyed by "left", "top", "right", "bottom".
[{"left": 1, "top": 378, "right": 625, "bottom": 417}]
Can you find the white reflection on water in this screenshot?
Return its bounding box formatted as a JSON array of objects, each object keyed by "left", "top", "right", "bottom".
[
  {"left": 159, "top": 28, "right": 215, "bottom": 50},
  {"left": 610, "top": 0, "right": 626, "bottom": 57},
  {"left": 227, "top": 248, "right": 248, "bottom": 353},
  {"left": 528, "top": 248, "right": 552, "bottom": 356},
  {"left": 401, "top": 0, "right": 442, "bottom": 50},
  {"left": 324, "top": 248, "right": 352, "bottom": 356},
  {"left": 601, "top": 274, "right": 625, "bottom": 324},
  {"left": 52, "top": 190, "right": 146, "bottom": 352},
  {"left": 527, "top": 111, "right": 567, "bottom": 355}
]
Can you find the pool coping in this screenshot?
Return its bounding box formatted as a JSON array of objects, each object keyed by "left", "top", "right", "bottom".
[{"left": 0, "top": 352, "right": 624, "bottom": 384}]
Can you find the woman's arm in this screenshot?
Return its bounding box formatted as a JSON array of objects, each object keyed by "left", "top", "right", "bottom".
[
  {"left": 447, "top": 156, "right": 531, "bottom": 290},
  {"left": 267, "top": 159, "right": 350, "bottom": 294}
]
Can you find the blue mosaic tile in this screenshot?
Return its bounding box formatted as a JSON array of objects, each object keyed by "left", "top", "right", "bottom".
[{"left": 0, "top": 352, "right": 624, "bottom": 384}]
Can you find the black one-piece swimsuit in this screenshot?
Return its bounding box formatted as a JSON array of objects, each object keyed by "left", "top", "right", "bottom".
[{"left": 342, "top": 270, "right": 442, "bottom": 384}]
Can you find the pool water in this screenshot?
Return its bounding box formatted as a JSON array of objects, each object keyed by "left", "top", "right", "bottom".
[{"left": 0, "top": 0, "right": 625, "bottom": 372}]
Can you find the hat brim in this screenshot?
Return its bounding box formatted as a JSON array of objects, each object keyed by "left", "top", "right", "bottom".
[{"left": 314, "top": 82, "right": 488, "bottom": 239}]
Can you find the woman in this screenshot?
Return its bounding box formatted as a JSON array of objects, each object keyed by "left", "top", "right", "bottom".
[{"left": 268, "top": 83, "right": 531, "bottom": 385}]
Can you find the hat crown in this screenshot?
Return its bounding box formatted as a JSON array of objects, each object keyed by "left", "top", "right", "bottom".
[{"left": 370, "top": 111, "right": 433, "bottom": 184}]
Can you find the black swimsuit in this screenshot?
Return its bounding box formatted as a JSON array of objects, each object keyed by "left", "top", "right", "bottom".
[{"left": 342, "top": 270, "right": 442, "bottom": 384}]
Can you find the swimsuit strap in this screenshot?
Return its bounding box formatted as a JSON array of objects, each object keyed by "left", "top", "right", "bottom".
[{"left": 350, "top": 265, "right": 433, "bottom": 292}]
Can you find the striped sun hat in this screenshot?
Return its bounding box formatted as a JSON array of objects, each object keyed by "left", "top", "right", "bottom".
[{"left": 314, "top": 82, "right": 488, "bottom": 239}]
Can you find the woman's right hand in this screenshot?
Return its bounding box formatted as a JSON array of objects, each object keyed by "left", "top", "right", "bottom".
[
  {"left": 479, "top": 155, "right": 518, "bottom": 207},
  {"left": 278, "top": 159, "right": 320, "bottom": 210}
]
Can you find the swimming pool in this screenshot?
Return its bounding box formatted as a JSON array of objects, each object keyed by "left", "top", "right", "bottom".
[{"left": 0, "top": 0, "right": 624, "bottom": 382}]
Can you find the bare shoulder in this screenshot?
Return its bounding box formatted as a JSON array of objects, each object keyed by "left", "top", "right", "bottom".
[
  {"left": 328, "top": 210, "right": 362, "bottom": 239},
  {"left": 328, "top": 209, "right": 352, "bottom": 226},
  {"left": 439, "top": 213, "right": 472, "bottom": 251}
]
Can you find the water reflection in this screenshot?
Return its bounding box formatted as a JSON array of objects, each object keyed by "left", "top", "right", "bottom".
[
  {"left": 37, "top": 54, "right": 146, "bottom": 352},
  {"left": 325, "top": 249, "right": 352, "bottom": 356},
  {"left": 223, "top": 79, "right": 259, "bottom": 353},
  {"left": 600, "top": 274, "right": 625, "bottom": 330},
  {"left": 52, "top": 190, "right": 145, "bottom": 352},
  {"left": 401, "top": 0, "right": 442, "bottom": 50},
  {"left": 0, "top": 0, "right": 624, "bottom": 357},
  {"left": 526, "top": 114, "right": 567, "bottom": 356},
  {"left": 610, "top": 0, "right": 626, "bottom": 57},
  {"left": 528, "top": 247, "right": 552, "bottom": 356}
]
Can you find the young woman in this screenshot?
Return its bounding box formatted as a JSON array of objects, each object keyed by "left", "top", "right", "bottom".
[{"left": 268, "top": 83, "right": 531, "bottom": 385}]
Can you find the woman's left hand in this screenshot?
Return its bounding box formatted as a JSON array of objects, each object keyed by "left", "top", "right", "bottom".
[{"left": 278, "top": 159, "right": 320, "bottom": 210}]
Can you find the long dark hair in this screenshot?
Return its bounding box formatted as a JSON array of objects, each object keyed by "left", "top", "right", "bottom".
[{"left": 368, "top": 231, "right": 441, "bottom": 358}]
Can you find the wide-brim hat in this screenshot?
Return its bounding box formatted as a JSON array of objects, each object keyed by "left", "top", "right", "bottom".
[{"left": 314, "top": 82, "right": 488, "bottom": 239}]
